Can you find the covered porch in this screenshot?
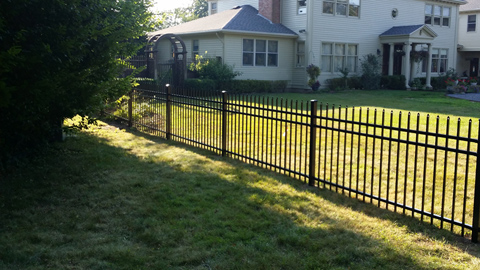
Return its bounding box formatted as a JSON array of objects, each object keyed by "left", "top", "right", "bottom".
[{"left": 379, "top": 25, "right": 437, "bottom": 89}]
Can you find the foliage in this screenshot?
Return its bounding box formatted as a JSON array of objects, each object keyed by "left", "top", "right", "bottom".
[
  {"left": 189, "top": 54, "right": 241, "bottom": 87},
  {"left": 306, "top": 64, "right": 321, "bottom": 87},
  {"left": 154, "top": 0, "right": 208, "bottom": 29},
  {"left": 338, "top": 67, "right": 349, "bottom": 89},
  {"left": 185, "top": 78, "right": 216, "bottom": 91},
  {"left": 0, "top": 0, "right": 155, "bottom": 167},
  {"left": 380, "top": 75, "right": 406, "bottom": 90},
  {"left": 220, "top": 80, "right": 288, "bottom": 93},
  {"left": 410, "top": 78, "right": 423, "bottom": 89},
  {"left": 360, "top": 54, "right": 382, "bottom": 90},
  {"left": 410, "top": 49, "right": 428, "bottom": 63},
  {"left": 325, "top": 78, "right": 345, "bottom": 91},
  {"left": 347, "top": 76, "right": 363, "bottom": 89}
]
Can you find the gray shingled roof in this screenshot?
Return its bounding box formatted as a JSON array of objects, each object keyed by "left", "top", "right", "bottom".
[
  {"left": 149, "top": 5, "right": 297, "bottom": 37},
  {"left": 380, "top": 25, "right": 426, "bottom": 36},
  {"left": 461, "top": 0, "right": 480, "bottom": 12}
]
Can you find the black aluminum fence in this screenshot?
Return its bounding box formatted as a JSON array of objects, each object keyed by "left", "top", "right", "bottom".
[{"left": 108, "top": 83, "right": 480, "bottom": 242}]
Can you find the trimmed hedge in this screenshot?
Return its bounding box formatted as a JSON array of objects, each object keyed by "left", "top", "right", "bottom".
[
  {"left": 219, "top": 80, "right": 288, "bottom": 93},
  {"left": 380, "top": 75, "right": 406, "bottom": 90},
  {"left": 184, "top": 78, "right": 216, "bottom": 91}
]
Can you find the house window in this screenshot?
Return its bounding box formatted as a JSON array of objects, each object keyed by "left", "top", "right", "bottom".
[
  {"left": 192, "top": 40, "right": 199, "bottom": 59},
  {"left": 296, "top": 42, "right": 305, "bottom": 67},
  {"left": 211, "top": 2, "right": 217, "bottom": 15},
  {"left": 323, "top": 0, "right": 360, "bottom": 17},
  {"left": 468, "top": 15, "right": 476, "bottom": 32},
  {"left": 243, "top": 39, "right": 278, "bottom": 67},
  {"left": 298, "top": 0, "right": 307, "bottom": 14},
  {"left": 425, "top": 4, "right": 450, "bottom": 26},
  {"left": 321, "top": 42, "right": 358, "bottom": 73},
  {"left": 422, "top": 48, "right": 448, "bottom": 73}
]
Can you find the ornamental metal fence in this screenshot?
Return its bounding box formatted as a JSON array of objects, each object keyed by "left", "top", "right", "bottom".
[{"left": 107, "top": 82, "right": 480, "bottom": 242}]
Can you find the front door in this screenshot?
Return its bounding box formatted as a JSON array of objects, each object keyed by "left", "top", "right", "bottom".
[
  {"left": 470, "top": 58, "right": 479, "bottom": 77},
  {"left": 393, "top": 45, "right": 403, "bottom": 76}
]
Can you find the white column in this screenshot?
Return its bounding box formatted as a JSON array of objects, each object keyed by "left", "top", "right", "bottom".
[
  {"left": 404, "top": 42, "right": 412, "bottom": 89},
  {"left": 426, "top": 43, "right": 433, "bottom": 89},
  {"left": 389, "top": 43, "right": 394, "bottom": 76}
]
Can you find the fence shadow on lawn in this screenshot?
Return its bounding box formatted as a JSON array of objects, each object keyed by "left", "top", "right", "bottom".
[
  {"left": 124, "top": 124, "right": 480, "bottom": 256},
  {"left": 2, "top": 124, "right": 468, "bottom": 269}
]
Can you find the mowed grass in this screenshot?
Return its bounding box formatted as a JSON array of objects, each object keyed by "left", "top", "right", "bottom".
[
  {"left": 1, "top": 118, "right": 480, "bottom": 269},
  {"left": 270, "top": 90, "right": 480, "bottom": 119}
]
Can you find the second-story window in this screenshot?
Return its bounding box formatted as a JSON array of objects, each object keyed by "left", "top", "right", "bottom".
[
  {"left": 425, "top": 4, "right": 450, "bottom": 27},
  {"left": 298, "top": 0, "right": 307, "bottom": 15},
  {"left": 323, "top": 0, "right": 360, "bottom": 18},
  {"left": 211, "top": 2, "right": 217, "bottom": 15},
  {"left": 468, "top": 15, "right": 477, "bottom": 32}
]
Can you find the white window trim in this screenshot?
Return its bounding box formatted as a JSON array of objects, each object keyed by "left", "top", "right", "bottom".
[
  {"left": 321, "top": 42, "right": 359, "bottom": 74},
  {"left": 424, "top": 4, "right": 451, "bottom": 27},
  {"left": 242, "top": 39, "right": 279, "bottom": 67},
  {"left": 296, "top": 41, "right": 306, "bottom": 68},
  {"left": 467, "top": 14, "right": 477, "bottom": 32},
  {"left": 322, "top": 0, "right": 361, "bottom": 18},
  {"left": 422, "top": 48, "right": 449, "bottom": 74}
]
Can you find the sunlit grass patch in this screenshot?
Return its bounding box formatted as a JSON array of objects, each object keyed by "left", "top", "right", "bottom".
[{"left": 1, "top": 119, "right": 480, "bottom": 269}]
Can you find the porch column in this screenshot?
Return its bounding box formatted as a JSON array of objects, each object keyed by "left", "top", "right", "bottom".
[
  {"left": 404, "top": 42, "right": 412, "bottom": 89},
  {"left": 389, "top": 43, "right": 394, "bottom": 76},
  {"left": 426, "top": 43, "right": 433, "bottom": 89}
]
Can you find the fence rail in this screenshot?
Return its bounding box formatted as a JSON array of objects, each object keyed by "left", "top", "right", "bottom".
[{"left": 107, "top": 83, "right": 480, "bottom": 242}]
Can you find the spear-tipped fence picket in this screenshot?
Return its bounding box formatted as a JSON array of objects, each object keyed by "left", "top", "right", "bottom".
[{"left": 107, "top": 82, "right": 480, "bottom": 242}]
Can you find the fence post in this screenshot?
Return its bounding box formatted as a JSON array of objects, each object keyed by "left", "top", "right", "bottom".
[
  {"left": 128, "top": 90, "right": 133, "bottom": 127},
  {"left": 222, "top": 91, "right": 228, "bottom": 157},
  {"left": 309, "top": 100, "right": 318, "bottom": 187},
  {"left": 472, "top": 120, "right": 480, "bottom": 243},
  {"left": 166, "top": 84, "right": 172, "bottom": 140}
]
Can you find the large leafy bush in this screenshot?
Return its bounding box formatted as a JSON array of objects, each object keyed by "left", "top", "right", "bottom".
[{"left": 0, "top": 0, "right": 154, "bottom": 168}]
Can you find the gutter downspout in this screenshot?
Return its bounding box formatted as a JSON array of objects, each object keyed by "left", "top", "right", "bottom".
[
  {"left": 305, "top": 0, "right": 315, "bottom": 88},
  {"left": 216, "top": 32, "right": 225, "bottom": 64},
  {"left": 453, "top": 5, "right": 460, "bottom": 73}
]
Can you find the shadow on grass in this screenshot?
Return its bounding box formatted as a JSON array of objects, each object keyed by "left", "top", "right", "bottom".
[{"left": 1, "top": 123, "right": 479, "bottom": 269}]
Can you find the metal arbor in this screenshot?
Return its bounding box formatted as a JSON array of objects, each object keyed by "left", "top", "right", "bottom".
[{"left": 147, "top": 33, "right": 188, "bottom": 87}]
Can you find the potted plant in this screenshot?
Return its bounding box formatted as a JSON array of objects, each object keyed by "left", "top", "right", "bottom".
[
  {"left": 306, "top": 64, "right": 321, "bottom": 91},
  {"left": 470, "top": 77, "right": 477, "bottom": 86},
  {"left": 410, "top": 78, "right": 422, "bottom": 90},
  {"left": 456, "top": 79, "right": 468, "bottom": 94}
]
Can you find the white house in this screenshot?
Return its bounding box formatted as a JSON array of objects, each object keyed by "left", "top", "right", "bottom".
[
  {"left": 457, "top": 0, "right": 480, "bottom": 77},
  {"left": 150, "top": 0, "right": 466, "bottom": 89}
]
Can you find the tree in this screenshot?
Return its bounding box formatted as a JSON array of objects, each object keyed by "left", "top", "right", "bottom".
[
  {"left": 0, "top": 0, "right": 155, "bottom": 168},
  {"left": 154, "top": 0, "right": 208, "bottom": 29}
]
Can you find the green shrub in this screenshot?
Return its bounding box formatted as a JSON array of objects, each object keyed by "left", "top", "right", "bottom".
[
  {"left": 325, "top": 78, "right": 345, "bottom": 91},
  {"left": 189, "top": 55, "right": 241, "bottom": 87},
  {"left": 360, "top": 54, "right": 382, "bottom": 90},
  {"left": 220, "top": 80, "right": 288, "bottom": 93},
  {"left": 380, "top": 75, "right": 406, "bottom": 90},
  {"left": 347, "top": 76, "right": 363, "bottom": 89},
  {"left": 184, "top": 79, "right": 216, "bottom": 91}
]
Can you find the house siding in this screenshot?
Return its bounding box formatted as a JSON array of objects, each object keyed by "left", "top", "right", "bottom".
[
  {"left": 215, "top": 0, "right": 259, "bottom": 13},
  {"left": 307, "top": 0, "right": 460, "bottom": 85},
  {"left": 224, "top": 33, "right": 295, "bottom": 83},
  {"left": 457, "top": 9, "right": 480, "bottom": 77}
]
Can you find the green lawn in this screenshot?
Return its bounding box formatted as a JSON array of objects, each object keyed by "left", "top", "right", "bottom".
[
  {"left": 2, "top": 90, "right": 480, "bottom": 269},
  {"left": 270, "top": 90, "right": 480, "bottom": 119},
  {"left": 1, "top": 117, "right": 480, "bottom": 269}
]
